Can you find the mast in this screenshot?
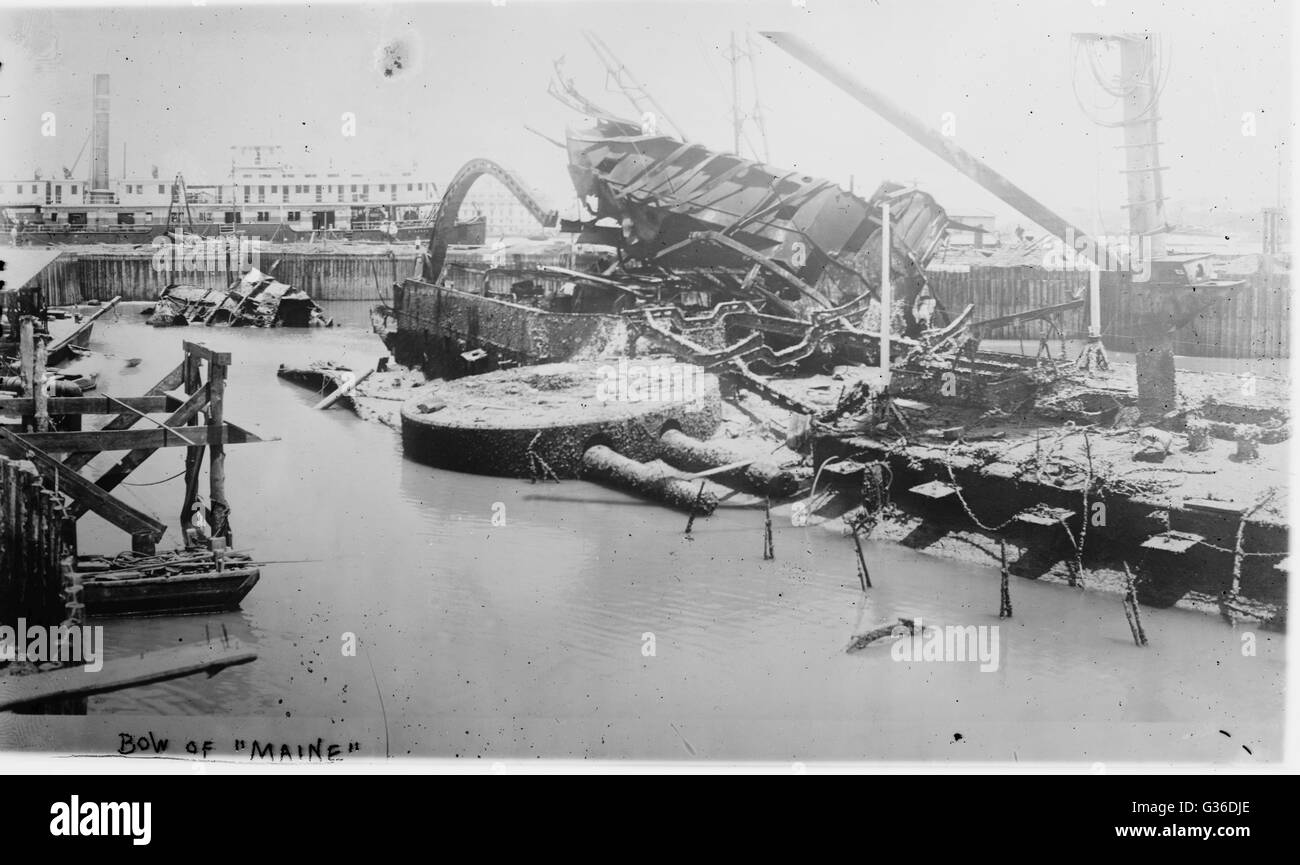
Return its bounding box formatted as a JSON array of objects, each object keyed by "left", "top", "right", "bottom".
[{"left": 581, "top": 30, "right": 688, "bottom": 139}]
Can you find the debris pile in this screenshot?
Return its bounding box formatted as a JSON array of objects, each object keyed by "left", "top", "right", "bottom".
[{"left": 149, "top": 268, "right": 333, "bottom": 328}]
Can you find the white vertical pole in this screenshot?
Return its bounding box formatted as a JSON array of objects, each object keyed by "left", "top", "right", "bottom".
[{"left": 880, "top": 201, "right": 892, "bottom": 382}]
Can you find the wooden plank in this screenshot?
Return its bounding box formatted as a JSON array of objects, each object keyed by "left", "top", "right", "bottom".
[
  {"left": 0, "top": 641, "right": 256, "bottom": 712},
  {"left": 0, "top": 396, "right": 171, "bottom": 415},
  {"left": 182, "top": 341, "right": 232, "bottom": 365},
  {"left": 0, "top": 428, "right": 166, "bottom": 541},
  {"left": 19, "top": 422, "right": 266, "bottom": 454},
  {"left": 47, "top": 296, "right": 121, "bottom": 357},
  {"left": 69, "top": 386, "right": 212, "bottom": 515}
]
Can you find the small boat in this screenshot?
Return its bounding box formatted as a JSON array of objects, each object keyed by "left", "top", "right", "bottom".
[
  {"left": 76, "top": 551, "right": 261, "bottom": 617},
  {"left": 81, "top": 567, "right": 261, "bottom": 617}
]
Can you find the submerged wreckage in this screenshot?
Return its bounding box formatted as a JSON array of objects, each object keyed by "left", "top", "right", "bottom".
[
  {"left": 149, "top": 267, "right": 333, "bottom": 328},
  {"left": 371, "top": 37, "right": 1287, "bottom": 623}
]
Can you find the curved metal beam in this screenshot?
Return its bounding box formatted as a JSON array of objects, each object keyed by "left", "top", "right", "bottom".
[{"left": 422, "top": 159, "right": 560, "bottom": 283}]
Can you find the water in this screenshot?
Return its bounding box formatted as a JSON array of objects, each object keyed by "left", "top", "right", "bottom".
[{"left": 59, "top": 303, "right": 1285, "bottom": 761}]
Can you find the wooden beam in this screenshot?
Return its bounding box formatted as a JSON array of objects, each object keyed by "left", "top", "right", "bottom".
[
  {"left": 66, "top": 386, "right": 212, "bottom": 515},
  {"left": 19, "top": 422, "right": 266, "bottom": 454},
  {"left": 0, "top": 641, "right": 256, "bottom": 712},
  {"left": 208, "top": 355, "right": 230, "bottom": 542},
  {"left": 0, "top": 427, "right": 166, "bottom": 541},
  {"left": 968, "top": 299, "right": 1087, "bottom": 332},
  {"left": 0, "top": 396, "right": 171, "bottom": 415},
  {"left": 314, "top": 368, "right": 374, "bottom": 410},
  {"left": 182, "top": 341, "right": 232, "bottom": 365},
  {"left": 47, "top": 296, "right": 121, "bottom": 358},
  {"left": 62, "top": 362, "right": 185, "bottom": 472}
]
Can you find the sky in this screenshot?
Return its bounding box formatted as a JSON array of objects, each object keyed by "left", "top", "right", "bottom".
[{"left": 0, "top": 0, "right": 1293, "bottom": 233}]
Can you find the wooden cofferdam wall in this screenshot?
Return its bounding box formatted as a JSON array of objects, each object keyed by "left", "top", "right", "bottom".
[
  {"left": 927, "top": 265, "right": 1290, "bottom": 360},
  {"left": 34, "top": 251, "right": 424, "bottom": 305},
  {"left": 0, "top": 456, "right": 69, "bottom": 627}
]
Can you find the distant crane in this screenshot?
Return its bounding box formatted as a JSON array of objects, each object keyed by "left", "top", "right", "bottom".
[
  {"left": 65, "top": 129, "right": 92, "bottom": 183},
  {"left": 164, "top": 173, "right": 195, "bottom": 233}
]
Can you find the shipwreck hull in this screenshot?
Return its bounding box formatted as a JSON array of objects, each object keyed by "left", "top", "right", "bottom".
[
  {"left": 385, "top": 278, "right": 629, "bottom": 379},
  {"left": 148, "top": 268, "right": 332, "bottom": 328}
]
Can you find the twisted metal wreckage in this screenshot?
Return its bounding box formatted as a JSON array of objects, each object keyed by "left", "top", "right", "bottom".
[{"left": 397, "top": 68, "right": 1087, "bottom": 424}]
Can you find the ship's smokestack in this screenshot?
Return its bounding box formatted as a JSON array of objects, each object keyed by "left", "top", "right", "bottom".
[{"left": 90, "top": 74, "right": 110, "bottom": 192}]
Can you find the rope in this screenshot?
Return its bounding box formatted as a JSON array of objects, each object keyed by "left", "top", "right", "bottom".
[{"left": 121, "top": 468, "right": 187, "bottom": 487}]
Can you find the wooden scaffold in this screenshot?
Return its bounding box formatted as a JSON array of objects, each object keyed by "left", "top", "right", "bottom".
[{"left": 0, "top": 328, "right": 273, "bottom": 557}]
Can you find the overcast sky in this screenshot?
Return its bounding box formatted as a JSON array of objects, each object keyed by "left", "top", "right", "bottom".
[{"left": 1, "top": 0, "right": 1292, "bottom": 232}]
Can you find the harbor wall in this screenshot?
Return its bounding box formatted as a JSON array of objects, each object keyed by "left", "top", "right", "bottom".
[
  {"left": 25, "top": 247, "right": 1291, "bottom": 361},
  {"left": 0, "top": 456, "right": 71, "bottom": 628},
  {"left": 31, "top": 250, "right": 424, "bottom": 305}
]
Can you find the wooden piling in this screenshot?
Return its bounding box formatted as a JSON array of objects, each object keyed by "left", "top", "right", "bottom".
[
  {"left": 684, "top": 482, "right": 706, "bottom": 534},
  {"left": 1121, "top": 562, "right": 1148, "bottom": 646},
  {"left": 763, "top": 497, "right": 775, "bottom": 560},
  {"left": 851, "top": 522, "right": 870, "bottom": 588},
  {"left": 998, "top": 539, "right": 1012, "bottom": 618},
  {"left": 0, "top": 455, "right": 70, "bottom": 628},
  {"left": 18, "top": 317, "right": 36, "bottom": 430},
  {"left": 207, "top": 355, "right": 231, "bottom": 543},
  {"left": 33, "top": 333, "right": 50, "bottom": 432},
  {"left": 180, "top": 351, "right": 206, "bottom": 537}
]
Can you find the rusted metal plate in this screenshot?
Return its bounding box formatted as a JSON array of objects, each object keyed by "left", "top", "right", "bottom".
[
  {"left": 909, "top": 480, "right": 957, "bottom": 499},
  {"left": 1182, "top": 498, "right": 1245, "bottom": 515},
  {"left": 1140, "top": 530, "right": 1205, "bottom": 553},
  {"left": 1014, "top": 506, "right": 1076, "bottom": 526}
]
